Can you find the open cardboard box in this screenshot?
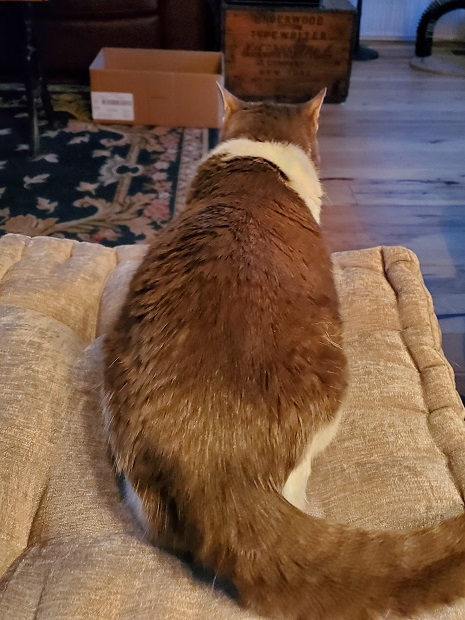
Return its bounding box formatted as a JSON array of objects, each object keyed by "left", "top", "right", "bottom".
[{"left": 90, "top": 48, "right": 224, "bottom": 128}]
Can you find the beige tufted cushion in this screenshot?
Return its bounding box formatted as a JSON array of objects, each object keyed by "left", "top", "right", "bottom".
[{"left": 0, "top": 233, "right": 464, "bottom": 619}]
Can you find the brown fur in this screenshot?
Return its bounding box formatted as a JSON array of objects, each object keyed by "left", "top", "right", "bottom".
[{"left": 103, "top": 89, "right": 465, "bottom": 619}]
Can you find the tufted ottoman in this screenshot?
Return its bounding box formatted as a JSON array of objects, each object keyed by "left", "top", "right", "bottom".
[{"left": 0, "top": 233, "right": 464, "bottom": 619}]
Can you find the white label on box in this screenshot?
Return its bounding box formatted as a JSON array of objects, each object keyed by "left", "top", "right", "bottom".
[{"left": 91, "top": 92, "right": 135, "bottom": 121}]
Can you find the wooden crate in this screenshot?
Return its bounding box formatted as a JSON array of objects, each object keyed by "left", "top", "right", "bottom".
[{"left": 222, "top": 0, "right": 357, "bottom": 103}]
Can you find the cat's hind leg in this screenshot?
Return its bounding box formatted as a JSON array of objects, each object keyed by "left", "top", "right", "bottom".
[{"left": 123, "top": 478, "right": 190, "bottom": 555}]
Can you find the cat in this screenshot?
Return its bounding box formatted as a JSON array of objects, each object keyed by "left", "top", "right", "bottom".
[{"left": 103, "top": 86, "right": 465, "bottom": 620}]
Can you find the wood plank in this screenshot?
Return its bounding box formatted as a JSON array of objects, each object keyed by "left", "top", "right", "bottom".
[
  {"left": 324, "top": 180, "right": 465, "bottom": 204},
  {"left": 317, "top": 42, "right": 465, "bottom": 395}
]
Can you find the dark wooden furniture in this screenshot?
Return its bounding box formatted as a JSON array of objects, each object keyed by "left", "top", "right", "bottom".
[
  {"left": 0, "top": 0, "right": 208, "bottom": 76},
  {"left": 222, "top": 0, "right": 357, "bottom": 103}
]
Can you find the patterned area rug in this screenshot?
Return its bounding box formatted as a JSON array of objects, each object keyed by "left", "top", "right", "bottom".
[{"left": 0, "top": 84, "right": 217, "bottom": 246}]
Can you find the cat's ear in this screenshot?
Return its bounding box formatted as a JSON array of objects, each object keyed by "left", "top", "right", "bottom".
[
  {"left": 301, "top": 88, "right": 326, "bottom": 131},
  {"left": 217, "top": 83, "right": 243, "bottom": 119}
]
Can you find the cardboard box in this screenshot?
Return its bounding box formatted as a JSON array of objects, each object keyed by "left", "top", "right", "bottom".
[{"left": 89, "top": 48, "right": 224, "bottom": 127}]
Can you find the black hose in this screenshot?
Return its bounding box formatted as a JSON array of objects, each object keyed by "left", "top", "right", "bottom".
[{"left": 415, "top": 0, "right": 465, "bottom": 57}]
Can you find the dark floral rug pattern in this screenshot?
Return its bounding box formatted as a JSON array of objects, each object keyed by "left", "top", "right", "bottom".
[{"left": 0, "top": 85, "right": 217, "bottom": 246}]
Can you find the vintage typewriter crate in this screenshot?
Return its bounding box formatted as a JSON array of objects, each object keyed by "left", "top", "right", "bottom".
[{"left": 222, "top": 0, "right": 357, "bottom": 103}]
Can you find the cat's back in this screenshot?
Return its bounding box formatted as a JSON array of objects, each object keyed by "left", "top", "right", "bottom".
[{"left": 107, "top": 147, "right": 346, "bottom": 410}]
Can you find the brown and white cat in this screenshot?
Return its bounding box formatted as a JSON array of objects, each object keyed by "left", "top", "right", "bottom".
[{"left": 103, "top": 87, "right": 465, "bottom": 620}]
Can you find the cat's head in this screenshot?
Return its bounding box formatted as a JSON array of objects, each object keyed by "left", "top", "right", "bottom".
[{"left": 217, "top": 86, "right": 326, "bottom": 169}]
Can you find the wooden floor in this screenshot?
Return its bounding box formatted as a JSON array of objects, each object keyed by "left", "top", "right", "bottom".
[{"left": 319, "top": 42, "right": 465, "bottom": 396}]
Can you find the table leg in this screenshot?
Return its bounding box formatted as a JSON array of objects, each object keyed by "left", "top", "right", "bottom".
[
  {"left": 22, "top": 2, "right": 40, "bottom": 155},
  {"left": 21, "top": 1, "right": 55, "bottom": 156}
]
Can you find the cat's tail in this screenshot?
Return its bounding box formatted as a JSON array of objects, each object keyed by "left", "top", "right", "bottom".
[{"left": 198, "top": 487, "right": 465, "bottom": 620}]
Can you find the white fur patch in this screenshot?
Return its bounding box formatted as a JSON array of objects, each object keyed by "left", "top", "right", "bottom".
[
  {"left": 209, "top": 138, "right": 322, "bottom": 223},
  {"left": 124, "top": 477, "right": 151, "bottom": 535},
  {"left": 282, "top": 408, "right": 343, "bottom": 511}
]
